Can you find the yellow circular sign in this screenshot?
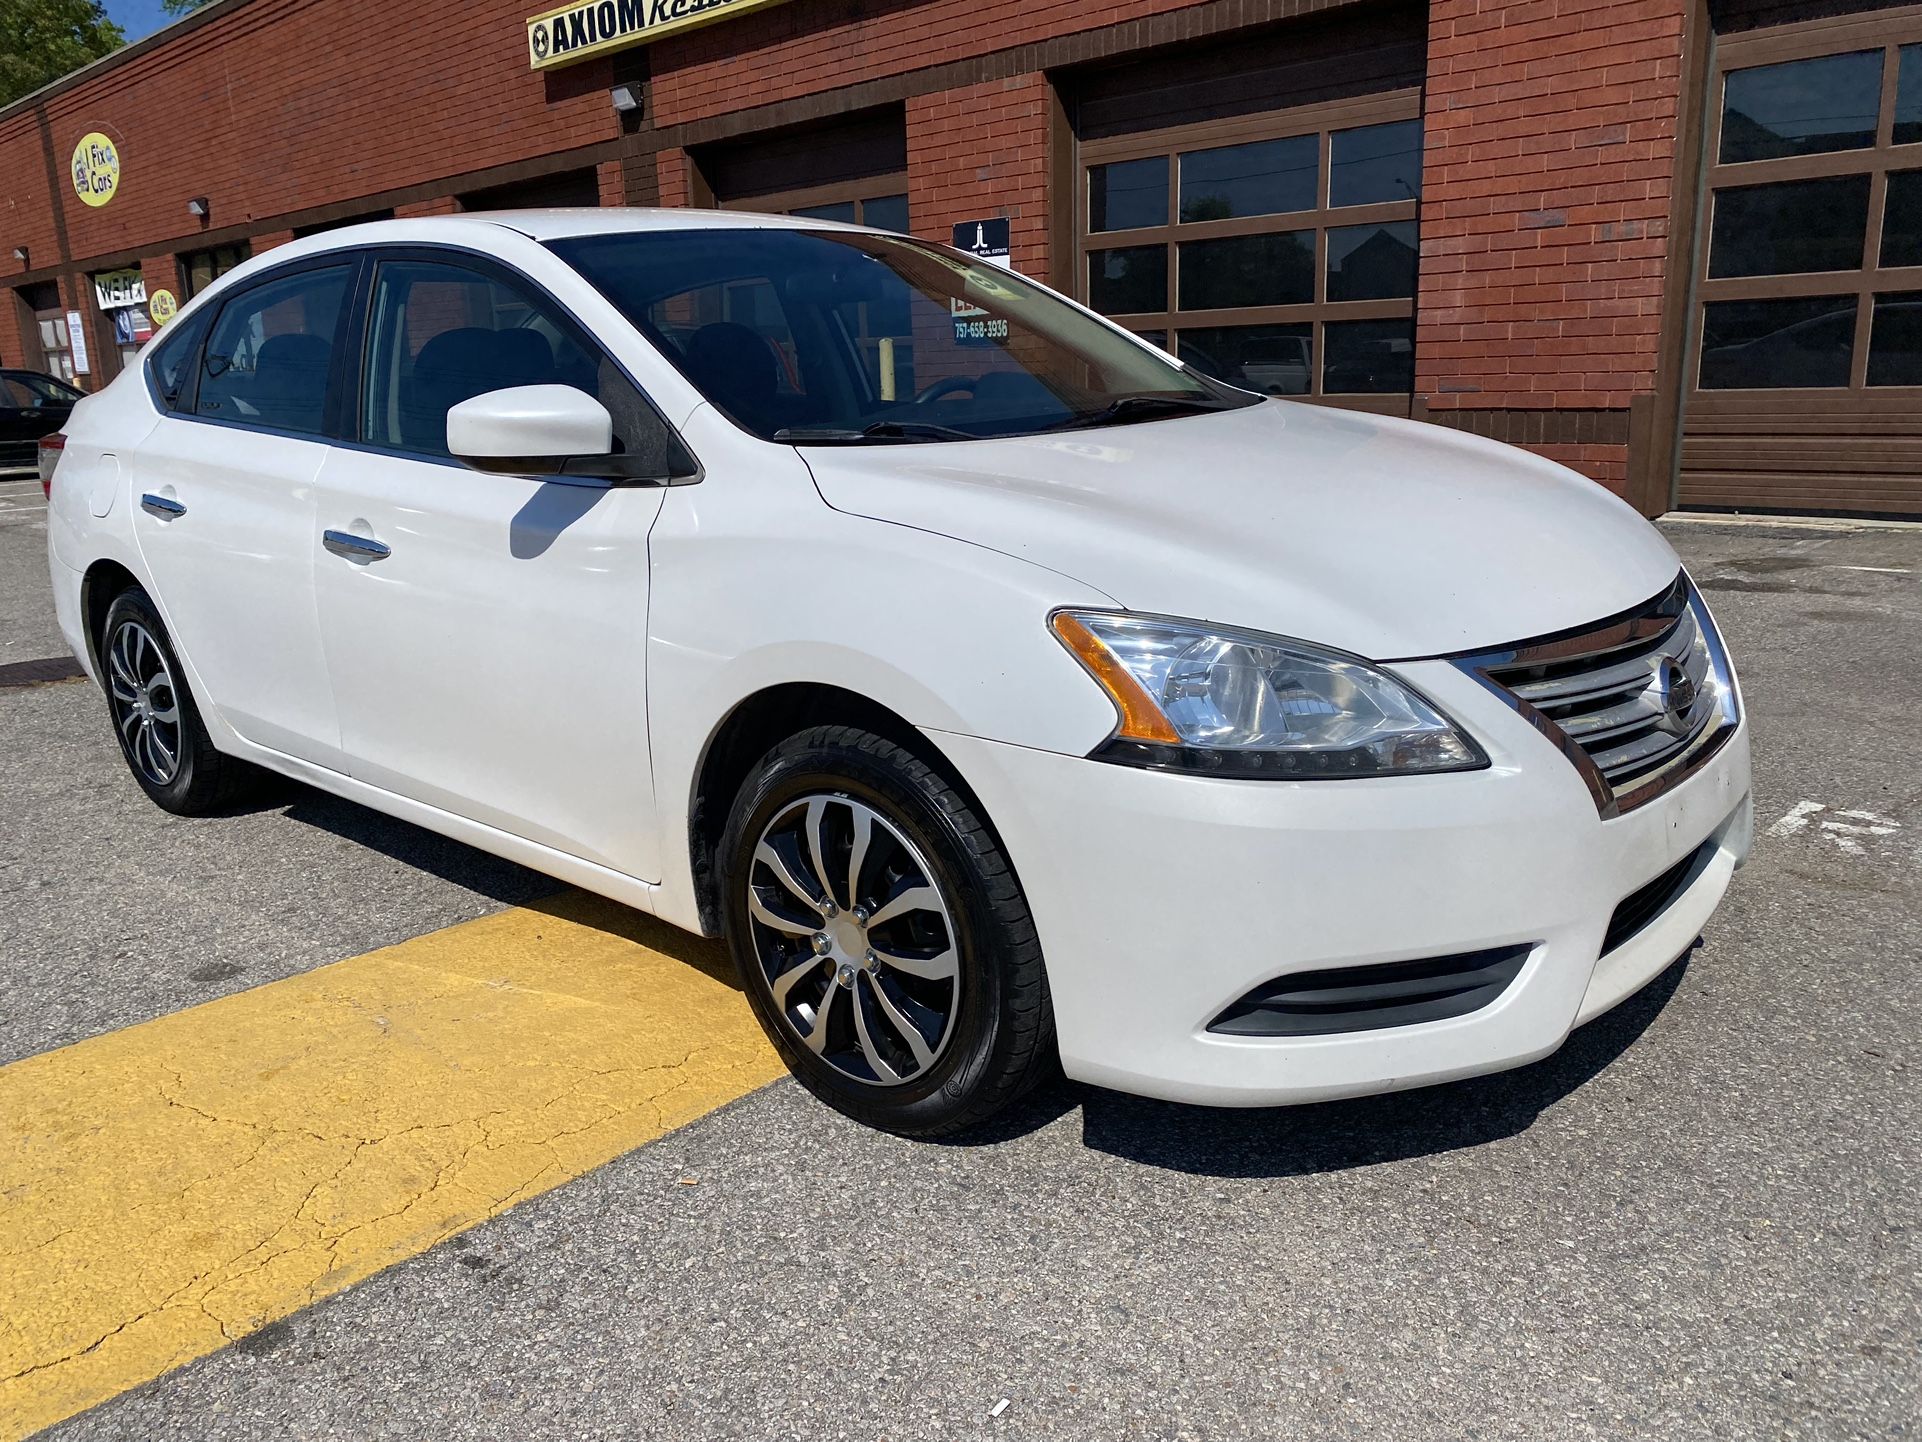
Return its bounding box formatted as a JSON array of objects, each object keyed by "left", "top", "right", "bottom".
[
  {"left": 149, "top": 288, "right": 178, "bottom": 326},
  {"left": 71, "top": 132, "right": 121, "bottom": 208}
]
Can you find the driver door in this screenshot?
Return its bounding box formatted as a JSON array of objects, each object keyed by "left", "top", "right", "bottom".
[{"left": 310, "top": 253, "right": 669, "bottom": 880}]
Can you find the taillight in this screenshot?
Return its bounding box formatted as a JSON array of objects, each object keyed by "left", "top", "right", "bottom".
[{"left": 38, "top": 432, "right": 66, "bottom": 499}]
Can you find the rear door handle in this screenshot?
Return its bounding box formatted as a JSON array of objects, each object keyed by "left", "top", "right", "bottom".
[
  {"left": 140, "top": 493, "right": 186, "bottom": 517},
  {"left": 322, "top": 529, "right": 391, "bottom": 560}
]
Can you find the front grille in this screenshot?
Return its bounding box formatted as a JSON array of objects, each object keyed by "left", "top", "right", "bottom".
[
  {"left": 1207, "top": 945, "right": 1532, "bottom": 1037},
  {"left": 1602, "top": 838, "right": 1715, "bottom": 955},
  {"left": 1455, "top": 575, "right": 1737, "bottom": 817}
]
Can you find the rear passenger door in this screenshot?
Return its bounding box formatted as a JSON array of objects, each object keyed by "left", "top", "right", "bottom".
[
  {"left": 130, "top": 259, "right": 355, "bottom": 770},
  {"left": 310, "top": 252, "right": 668, "bottom": 881}
]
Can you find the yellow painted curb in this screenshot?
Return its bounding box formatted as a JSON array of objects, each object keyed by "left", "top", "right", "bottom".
[{"left": 0, "top": 893, "right": 782, "bottom": 1439}]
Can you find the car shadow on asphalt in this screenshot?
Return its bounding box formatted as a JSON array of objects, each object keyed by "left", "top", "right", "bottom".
[
  {"left": 960, "top": 946, "right": 1697, "bottom": 1177},
  {"left": 278, "top": 786, "right": 560, "bottom": 908}
]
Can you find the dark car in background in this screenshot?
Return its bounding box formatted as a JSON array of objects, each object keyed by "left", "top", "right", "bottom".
[{"left": 1, "top": 369, "right": 83, "bottom": 469}]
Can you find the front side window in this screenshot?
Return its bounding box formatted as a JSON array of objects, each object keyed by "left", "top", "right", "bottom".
[
  {"left": 359, "top": 258, "right": 662, "bottom": 462},
  {"left": 552, "top": 228, "right": 1253, "bottom": 443},
  {"left": 11, "top": 372, "right": 84, "bottom": 404},
  {"left": 194, "top": 266, "right": 350, "bottom": 434}
]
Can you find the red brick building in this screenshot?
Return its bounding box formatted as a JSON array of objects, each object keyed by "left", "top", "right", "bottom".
[{"left": 3, "top": 0, "right": 1919, "bottom": 514}]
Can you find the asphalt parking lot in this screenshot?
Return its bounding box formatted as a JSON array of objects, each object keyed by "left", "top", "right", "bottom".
[{"left": 2, "top": 471, "right": 1918, "bottom": 1441}]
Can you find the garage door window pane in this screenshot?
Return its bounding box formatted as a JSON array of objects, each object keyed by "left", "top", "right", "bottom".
[
  {"left": 1708, "top": 175, "right": 1871, "bottom": 277},
  {"left": 1329, "top": 120, "right": 1422, "bottom": 208},
  {"left": 1178, "top": 232, "right": 1314, "bottom": 310},
  {"left": 1720, "top": 51, "right": 1882, "bottom": 164},
  {"left": 1089, "top": 246, "right": 1168, "bottom": 315},
  {"left": 1089, "top": 158, "right": 1168, "bottom": 232},
  {"left": 792, "top": 201, "right": 858, "bottom": 223},
  {"left": 1176, "top": 324, "right": 1312, "bottom": 395},
  {"left": 1179, "top": 136, "right": 1317, "bottom": 222},
  {"left": 1326, "top": 221, "right": 1418, "bottom": 302},
  {"left": 863, "top": 193, "right": 909, "bottom": 234},
  {"left": 1882, "top": 170, "right": 1922, "bottom": 270},
  {"left": 1868, "top": 291, "right": 1922, "bottom": 387},
  {"left": 1699, "top": 296, "right": 1857, "bottom": 389},
  {"left": 1323, "top": 318, "right": 1413, "bottom": 394},
  {"left": 1898, "top": 46, "right": 1922, "bottom": 147}
]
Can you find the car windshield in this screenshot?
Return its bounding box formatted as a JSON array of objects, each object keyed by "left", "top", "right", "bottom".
[{"left": 549, "top": 227, "right": 1258, "bottom": 443}]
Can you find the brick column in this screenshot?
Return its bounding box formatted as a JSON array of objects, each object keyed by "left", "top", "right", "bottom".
[
  {"left": 1417, "top": 0, "right": 1689, "bottom": 492},
  {"left": 906, "top": 74, "right": 1054, "bottom": 284}
]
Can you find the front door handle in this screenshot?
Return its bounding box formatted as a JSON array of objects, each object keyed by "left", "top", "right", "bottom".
[
  {"left": 322, "top": 529, "right": 391, "bottom": 560},
  {"left": 140, "top": 493, "right": 186, "bottom": 518}
]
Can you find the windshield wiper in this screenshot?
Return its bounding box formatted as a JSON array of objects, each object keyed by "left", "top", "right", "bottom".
[
  {"left": 773, "top": 420, "right": 981, "bottom": 444},
  {"left": 1055, "top": 394, "right": 1237, "bottom": 430}
]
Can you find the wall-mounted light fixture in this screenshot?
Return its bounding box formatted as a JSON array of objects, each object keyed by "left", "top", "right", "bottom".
[
  {"left": 610, "top": 84, "right": 641, "bottom": 114},
  {"left": 10, "top": 246, "right": 26, "bottom": 265},
  {"left": 186, "top": 196, "right": 210, "bottom": 218}
]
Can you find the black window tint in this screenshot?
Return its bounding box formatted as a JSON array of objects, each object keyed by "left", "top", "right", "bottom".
[
  {"left": 148, "top": 314, "right": 206, "bottom": 411},
  {"left": 361, "top": 260, "right": 635, "bottom": 458},
  {"left": 1882, "top": 169, "right": 1922, "bottom": 271},
  {"left": 1699, "top": 296, "right": 1857, "bottom": 390},
  {"left": 1867, "top": 291, "right": 1922, "bottom": 387},
  {"left": 1708, "top": 175, "right": 1870, "bottom": 278},
  {"left": 1089, "top": 246, "right": 1168, "bottom": 315},
  {"left": 862, "top": 194, "right": 909, "bottom": 233},
  {"left": 1089, "top": 157, "right": 1168, "bottom": 232},
  {"left": 195, "top": 266, "right": 349, "bottom": 434},
  {"left": 0, "top": 378, "right": 32, "bottom": 406},
  {"left": 1179, "top": 232, "right": 1315, "bottom": 310},
  {"left": 1326, "top": 221, "right": 1418, "bottom": 301},
  {"left": 1177, "top": 324, "right": 1313, "bottom": 395},
  {"left": 1898, "top": 46, "right": 1922, "bottom": 147},
  {"left": 1179, "top": 136, "right": 1317, "bottom": 222},
  {"left": 1323, "top": 318, "right": 1414, "bottom": 394},
  {"left": 1329, "top": 120, "right": 1422, "bottom": 208},
  {"left": 1720, "top": 51, "right": 1882, "bottom": 164}
]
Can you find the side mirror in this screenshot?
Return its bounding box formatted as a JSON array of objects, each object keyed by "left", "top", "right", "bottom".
[{"left": 447, "top": 385, "right": 664, "bottom": 484}]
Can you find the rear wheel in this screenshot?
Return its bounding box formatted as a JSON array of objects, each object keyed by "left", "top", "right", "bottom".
[
  {"left": 720, "top": 725, "right": 1054, "bottom": 1137},
  {"left": 101, "top": 587, "right": 260, "bottom": 815}
]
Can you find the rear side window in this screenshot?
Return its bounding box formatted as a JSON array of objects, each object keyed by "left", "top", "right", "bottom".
[
  {"left": 147, "top": 315, "right": 207, "bottom": 412},
  {"left": 360, "top": 258, "right": 655, "bottom": 461},
  {"left": 0, "top": 378, "right": 33, "bottom": 406},
  {"left": 195, "top": 266, "right": 351, "bottom": 435}
]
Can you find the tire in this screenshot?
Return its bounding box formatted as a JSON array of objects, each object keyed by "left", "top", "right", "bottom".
[
  {"left": 719, "top": 724, "right": 1055, "bottom": 1137},
  {"left": 99, "top": 587, "right": 261, "bottom": 815}
]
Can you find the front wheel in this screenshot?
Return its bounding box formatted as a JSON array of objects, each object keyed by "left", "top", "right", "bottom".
[{"left": 720, "top": 725, "right": 1054, "bottom": 1136}]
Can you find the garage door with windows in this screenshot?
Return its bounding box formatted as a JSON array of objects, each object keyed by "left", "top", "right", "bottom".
[
  {"left": 1068, "top": 6, "right": 1426, "bottom": 416},
  {"left": 1682, "top": 6, "right": 1922, "bottom": 516}
]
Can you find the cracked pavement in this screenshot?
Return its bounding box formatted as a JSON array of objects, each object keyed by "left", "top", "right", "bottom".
[{"left": 3, "top": 503, "right": 1919, "bottom": 1440}]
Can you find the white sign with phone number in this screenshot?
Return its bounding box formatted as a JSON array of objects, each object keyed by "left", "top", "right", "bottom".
[{"left": 66, "top": 310, "right": 91, "bottom": 375}]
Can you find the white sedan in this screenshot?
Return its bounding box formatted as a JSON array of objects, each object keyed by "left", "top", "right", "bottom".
[{"left": 44, "top": 211, "right": 1752, "bottom": 1134}]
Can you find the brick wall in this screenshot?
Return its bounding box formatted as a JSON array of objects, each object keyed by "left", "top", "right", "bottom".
[
  {"left": 649, "top": 0, "right": 1218, "bottom": 130},
  {"left": 1416, "top": 0, "right": 1688, "bottom": 491},
  {"left": 905, "top": 75, "right": 1053, "bottom": 282}
]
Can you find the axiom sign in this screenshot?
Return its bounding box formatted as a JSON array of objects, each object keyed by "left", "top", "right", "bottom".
[{"left": 526, "top": 0, "right": 791, "bottom": 69}]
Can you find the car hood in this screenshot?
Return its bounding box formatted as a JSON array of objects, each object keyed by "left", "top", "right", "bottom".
[{"left": 800, "top": 399, "right": 1681, "bottom": 659}]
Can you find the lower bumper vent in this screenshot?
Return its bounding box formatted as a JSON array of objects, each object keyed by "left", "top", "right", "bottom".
[
  {"left": 1602, "top": 838, "right": 1716, "bottom": 956},
  {"left": 1208, "top": 945, "right": 1533, "bottom": 1038}
]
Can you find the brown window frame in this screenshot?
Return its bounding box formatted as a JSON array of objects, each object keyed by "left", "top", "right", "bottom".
[
  {"left": 1689, "top": 7, "right": 1922, "bottom": 411},
  {"left": 1076, "top": 88, "right": 1422, "bottom": 417},
  {"left": 718, "top": 174, "right": 909, "bottom": 230}
]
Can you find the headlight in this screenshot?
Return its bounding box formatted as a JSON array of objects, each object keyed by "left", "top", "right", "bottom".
[{"left": 1051, "top": 611, "right": 1486, "bottom": 779}]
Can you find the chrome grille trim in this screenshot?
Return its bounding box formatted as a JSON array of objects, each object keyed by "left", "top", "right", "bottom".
[{"left": 1450, "top": 573, "right": 1740, "bottom": 819}]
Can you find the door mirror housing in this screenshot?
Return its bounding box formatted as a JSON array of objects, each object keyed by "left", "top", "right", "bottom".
[{"left": 447, "top": 385, "right": 683, "bottom": 484}]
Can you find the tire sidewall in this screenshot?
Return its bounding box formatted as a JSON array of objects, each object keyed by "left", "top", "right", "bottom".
[{"left": 721, "top": 737, "right": 1018, "bottom": 1127}]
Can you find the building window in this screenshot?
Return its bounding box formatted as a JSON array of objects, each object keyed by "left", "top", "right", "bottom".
[
  {"left": 179, "top": 244, "right": 248, "bottom": 299},
  {"left": 1079, "top": 96, "right": 1422, "bottom": 409},
  {"left": 1696, "top": 34, "right": 1922, "bottom": 393}
]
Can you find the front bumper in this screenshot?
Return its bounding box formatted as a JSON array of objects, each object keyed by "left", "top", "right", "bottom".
[{"left": 930, "top": 658, "right": 1752, "bottom": 1108}]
